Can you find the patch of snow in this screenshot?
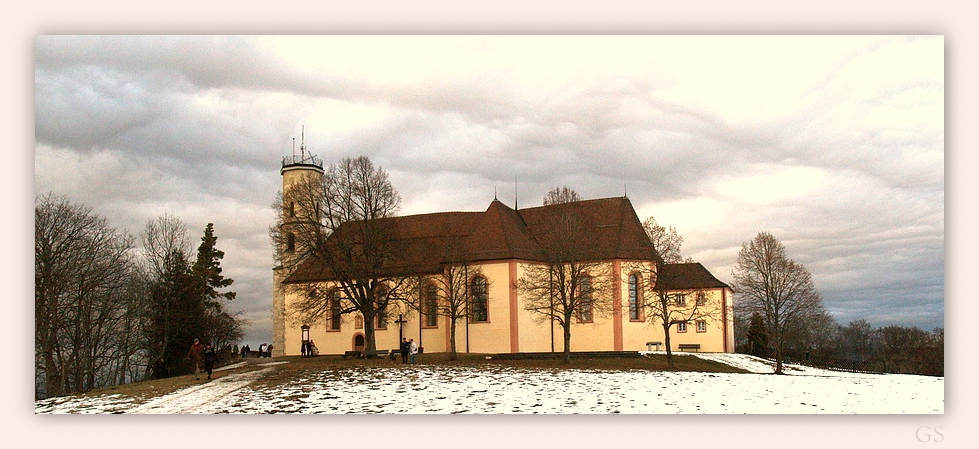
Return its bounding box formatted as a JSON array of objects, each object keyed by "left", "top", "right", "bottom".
[{"left": 34, "top": 354, "right": 943, "bottom": 414}]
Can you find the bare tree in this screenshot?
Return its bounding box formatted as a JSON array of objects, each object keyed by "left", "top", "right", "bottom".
[
  {"left": 732, "top": 232, "right": 824, "bottom": 374},
  {"left": 631, "top": 216, "right": 714, "bottom": 368},
  {"left": 35, "top": 193, "right": 139, "bottom": 397},
  {"left": 273, "top": 156, "right": 405, "bottom": 355},
  {"left": 642, "top": 216, "right": 691, "bottom": 264},
  {"left": 139, "top": 214, "right": 198, "bottom": 379},
  {"left": 401, "top": 238, "right": 484, "bottom": 361},
  {"left": 542, "top": 186, "right": 582, "bottom": 206},
  {"left": 641, "top": 264, "right": 717, "bottom": 368},
  {"left": 519, "top": 191, "right": 612, "bottom": 364}
]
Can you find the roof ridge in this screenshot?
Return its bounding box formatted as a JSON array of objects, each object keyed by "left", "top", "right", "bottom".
[{"left": 518, "top": 195, "right": 629, "bottom": 212}]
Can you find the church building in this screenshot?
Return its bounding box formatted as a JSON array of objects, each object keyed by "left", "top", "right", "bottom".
[{"left": 271, "top": 156, "right": 734, "bottom": 357}]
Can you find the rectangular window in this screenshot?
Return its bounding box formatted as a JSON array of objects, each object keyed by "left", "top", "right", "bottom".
[
  {"left": 376, "top": 288, "right": 388, "bottom": 329},
  {"left": 673, "top": 293, "right": 686, "bottom": 307},
  {"left": 677, "top": 321, "right": 687, "bottom": 333},
  {"left": 696, "top": 320, "right": 707, "bottom": 333},
  {"left": 471, "top": 276, "right": 488, "bottom": 322},
  {"left": 696, "top": 292, "right": 706, "bottom": 306},
  {"left": 424, "top": 285, "right": 439, "bottom": 328},
  {"left": 329, "top": 291, "right": 341, "bottom": 331},
  {"left": 577, "top": 276, "right": 593, "bottom": 322},
  {"left": 628, "top": 274, "right": 641, "bottom": 321}
]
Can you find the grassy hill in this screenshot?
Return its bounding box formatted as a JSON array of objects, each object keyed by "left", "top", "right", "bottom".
[{"left": 52, "top": 352, "right": 749, "bottom": 404}]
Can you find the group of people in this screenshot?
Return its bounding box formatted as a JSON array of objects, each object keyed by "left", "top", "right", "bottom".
[
  {"left": 300, "top": 340, "right": 319, "bottom": 358},
  {"left": 400, "top": 338, "right": 419, "bottom": 364},
  {"left": 189, "top": 338, "right": 282, "bottom": 381},
  {"left": 234, "top": 343, "right": 273, "bottom": 359},
  {"left": 187, "top": 338, "right": 219, "bottom": 380}
]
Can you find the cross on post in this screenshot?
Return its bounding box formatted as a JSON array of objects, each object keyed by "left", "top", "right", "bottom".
[{"left": 394, "top": 313, "right": 408, "bottom": 342}]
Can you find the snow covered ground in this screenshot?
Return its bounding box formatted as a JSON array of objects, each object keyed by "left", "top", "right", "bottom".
[{"left": 33, "top": 354, "right": 943, "bottom": 414}]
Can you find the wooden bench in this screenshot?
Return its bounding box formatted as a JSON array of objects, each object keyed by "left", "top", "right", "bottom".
[
  {"left": 342, "top": 350, "right": 362, "bottom": 358},
  {"left": 366, "top": 349, "right": 390, "bottom": 359},
  {"left": 645, "top": 341, "right": 663, "bottom": 351},
  {"left": 678, "top": 344, "right": 701, "bottom": 352}
]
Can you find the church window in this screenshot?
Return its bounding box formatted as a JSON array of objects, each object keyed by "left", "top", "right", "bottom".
[
  {"left": 628, "top": 273, "right": 641, "bottom": 321},
  {"left": 376, "top": 286, "right": 388, "bottom": 330},
  {"left": 577, "top": 276, "right": 593, "bottom": 322},
  {"left": 471, "top": 276, "right": 488, "bottom": 322},
  {"left": 329, "top": 289, "right": 341, "bottom": 331},
  {"left": 423, "top": 284, "right": 439, "bottom": 328}
]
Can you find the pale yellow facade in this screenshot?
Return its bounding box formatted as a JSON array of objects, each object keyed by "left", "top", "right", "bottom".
[{"left": 276, "top": 259, "right": 734, "bottom": 357}]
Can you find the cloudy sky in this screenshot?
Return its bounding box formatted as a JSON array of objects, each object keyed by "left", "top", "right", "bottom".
[{"left": 33, "top": 35, "right": 944, "bottom": 345}]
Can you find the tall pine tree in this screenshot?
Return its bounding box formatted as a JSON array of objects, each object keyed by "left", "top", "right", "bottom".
[
  {"left": 190, "top": 223, "right": 241, "bottom": 353},
  {"left": 192, "top": 223, "right": 236, "bottom": 303}
]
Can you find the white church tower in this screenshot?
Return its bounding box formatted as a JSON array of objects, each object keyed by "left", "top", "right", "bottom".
[{"left": 271, "top": 134, "right": 324, "bottom": 357}]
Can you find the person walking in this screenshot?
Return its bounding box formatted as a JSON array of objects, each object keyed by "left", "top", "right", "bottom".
[
  {"left": 301, "top": 340, "right": 308, "bottom": 358},
  {"left": 259, "top": 343, "right": 266, "bottom": 358},
  {"left": 203, "top": 343, "right": 218, "bottom": 380},
  {"left": 409, "top": 339, "right": 418, "bottom": 365},
  {"left": 187, "top": 338, "right": 204, "bottom": 380},
  {"left": 400, "top": 338, "right": 409, "bottom": 364}
]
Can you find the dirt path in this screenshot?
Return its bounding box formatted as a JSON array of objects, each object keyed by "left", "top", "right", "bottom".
[{"left": 126, "top": 361, "right": 286, "bottom": 414}]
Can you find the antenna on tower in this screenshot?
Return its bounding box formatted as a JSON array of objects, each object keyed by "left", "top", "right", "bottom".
[{"left": 300, "top": 126, "right": 306, "bottom": 161}]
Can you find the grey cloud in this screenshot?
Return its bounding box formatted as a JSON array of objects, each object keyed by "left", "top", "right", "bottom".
[{"left": 34, "top": 35, "right": 944, "bottom": 343}]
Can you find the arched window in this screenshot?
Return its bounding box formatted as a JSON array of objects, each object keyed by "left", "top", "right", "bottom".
[
  {"left": 628, "top": 273, "right": 641, "bottom": 321},
  {"left": 470, "top": 276, "right": 488, "bottom": 322},
  {"left": 577, "top": 276, "right": 593, "bottom": 322},
  {"left": 286, "top": 232, "right": 295, "bottom": 252},
  {"left": 423, "top": 284, "right": 439, "bottom": 327}
]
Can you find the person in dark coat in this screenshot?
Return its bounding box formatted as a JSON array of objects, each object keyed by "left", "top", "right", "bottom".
[
  {"left": 400, "top": 338, "right": 409, "bottom": 363},
  {"left": 203, "top": 343, "right": 218, "bottom": 380}
]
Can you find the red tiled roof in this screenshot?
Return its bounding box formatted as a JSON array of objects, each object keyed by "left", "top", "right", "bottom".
[
  {"left": 658, "top": 262, "right": 731, "bottom": 290},
  {"left": 283, "top": 197, "right": 657, "bottom": 283}
]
